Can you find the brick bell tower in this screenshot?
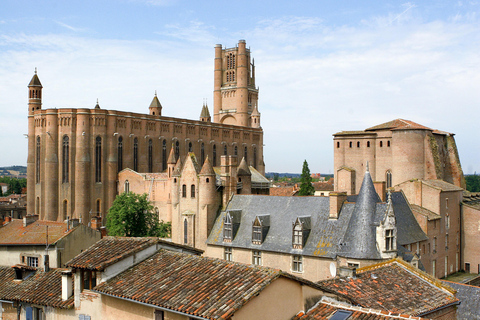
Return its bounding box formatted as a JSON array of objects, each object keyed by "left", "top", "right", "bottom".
[{"left": 213, "top": 40, "right": 259, "bottom": 127}]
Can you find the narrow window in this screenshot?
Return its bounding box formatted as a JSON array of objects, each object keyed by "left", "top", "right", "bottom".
[
  {"left": 293, "top": 223, "right": 303, "bottom": 248},
  {"left": 175, "top": 141, "right": 180, "bottom": 161},
  {"left": 201, "top": 143, "right": 205, "bottom": 165},
  {"left": 380, "top": 141, "right": 383, "bottom": 147},
  {"left": 124, "top": 180, "right": 130, "bottom": 193},
  {"left": 386, "top": 170, "right": 392, "bottom": 188},
  {"left": 224, "top": 214, "right": 232, "bottom": 241},
  {"left": 433, "top": 237, "right": 437, "bottom": 253},
  {"left": 95, "top": 136, "right": 102, "bottom": 183},
  {"left": 36, "top": 136, "right": 40, "bottom": 183},
  {"left": 357, "top": 141, "right": 360, "bottom": 148},
  {"left": 349, "top": 141, "right": 352, "bottom": 148},
  {"left": 162, "top": 139, "right": 167, "bottom": 171},
  {"left": 252, "top": 251, "right": 262, "bottom": 266},
  {"left": 337, "top": 141, "right": 340, "bottom": 148},
  {"left": 133, "top": 138, "right": 138, "bottom": 172},
  {"left": 62, "top": 135, "right": 69, "bottom": 183},
  {"left": 191, "top": 184, "right": 195, "bottom": 198},
  {"left": 96, "top": 199, "right": 101, "bottom": 215},
  {"left": 63, "top": 200, "right": 68, "bottom": 220},
  {"left": 253, "top": 147, "right": 257, "bottom": 169},
  {"left": 367, "top": 141, "right": 370, "bottom": 147},
  {"left": 182, "top": 184, "right": 187, "bottom": 198},
  {"left": 244, "top": 146, "right": 248, "bottom": 163},
  {"left": 148, "top": 139, "right": 153, "bottom": 173},
  {"left": 184, "top": 219, "right": 188, "bottom": 244},
  {"left": 118, "top": 136, "right": 123, "bottom": 173},
  {"left": 188, "top": 142, "right": 192, "bottom": 152},
  {"left": 213, "top": 144, "right": 217, "bottom": 167},
  {"left": 234, "top": 145, "right": 238, "bottom": 156},
  {"left": 387, "top": 140, "right": 391, "bottom": 147},
  {"left": 224, "top": 144, "right": 227, "bottom": 156},
  {"left": 224, "top": 247, "right": 232, "bottom": 261},
  {"left": 292, "top": 255, "right": 303, "bottom": 272},
  {"left": 385, "top": 229, "right": 394, "bottom": 251}
]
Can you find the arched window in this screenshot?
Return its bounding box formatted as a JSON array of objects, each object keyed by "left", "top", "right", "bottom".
[
  {"left": 349, "top": 141, "right": 352, "bottom": 148},
  {"left": 96, "top": 199, "right": 101, "bottom": 215},
  {"left": 191, "top": 184, "right": 195, "bottom": 198},
  {"left": 36, "top": 136, "right": 40, "bottom": 183},
  {"left": 234, "top": 145, "right": 238, "bottom": 156},
  {"left": 213, "top": 144, "right": 217, "bottom": 167},
  {"left": 63, "top": 200, "right": 68, "bottom": 220},
  {"left": 148, "top": 139, "right": 153, "bottom": 173},
  {"left": 184, "top": 219, "right": 188, "bottom": 244},
  {"left": 201, "top": 143, "right": 205, "bottom": 165},
  {"left": 253, "top": 147, "right": 257, "bottom": 169},
  {"left": 118, "top": 136, "right": 123, "bottom": 173},
  {"left": 95, "top": 136, "right": 102, "bottom": 183},
  {"left": 36, "top": 197, "right": 40, "bottom": 216},
  {"left": 224, "top": 144, "right": 227, "bottom": 156},
  {"left": 182, "top": 184, "right": 187, "bottom": 198},
  {"left": 124, "top": 180, "right": 130, "bottom": 193},
  {"left": 387, "top": 140, "right": 391, "bottom": 147},
  {"left": 162, "top": 139, "right": 167, "bottom": 171},
  {"left": 133, "top": 137, "right": 138, "bottom": 172},
  {"left": 62, "top": 136, "right": 69, "bottom": 183},
  {"left": 336, "top": 141, "right": 340, "bottom": 148},
  {"left": 244, "top": 146, "right": 248, "bottom": 163},
  {"left": 188, "top": 142, "right": 192, "bottom": 152},
  {"left": 386, "top": 170, "right": 392, "bottom": 188},
  {"left": 175, "top": 141, "right": 180, "bottom": 161}
]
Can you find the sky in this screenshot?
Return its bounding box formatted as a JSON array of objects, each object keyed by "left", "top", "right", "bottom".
[{"left": 0, "top": 0, "right": 479, "bottom": 174}]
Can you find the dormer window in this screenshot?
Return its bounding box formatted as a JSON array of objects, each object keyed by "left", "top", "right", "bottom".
[
  {"left": 224, "top": 214, "right": 233, "bottom": 242},
  {"left": 252, "top": 221, "right": 262, "bottom": 244},
  {"left": 292, "top": 217, "right": 311, "bottom": 249},
  {"left": 385, "top": 229, "right": 394, "bottom": 251},
  {"left": 252, "top": 215, "right": 270, "bottom": 244}
]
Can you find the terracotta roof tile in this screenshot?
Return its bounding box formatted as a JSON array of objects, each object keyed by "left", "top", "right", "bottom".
[
  {"left": 366, "top": 119, "right": 432, "bottom": 131},
  {"left": 0, "top": 219, "right": 72, "bottom": 245},
  {"left": 320, "top": 259, "right": 459, "bottom": 316}
]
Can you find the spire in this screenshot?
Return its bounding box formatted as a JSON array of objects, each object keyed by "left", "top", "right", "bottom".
[
  {"left": 237, "top": 157, "right": 251, "bottom": 176},
  {"left": 167, "top": 145, "right": 176, "bottom": 164},
  {"left": 95, "top": 99, "right": 100, "bottom": 109},
  {"left": 28, "top": 69, "right": 43, "bottom": 87},
  {"left": 200, "top": 100, "right": 211, "bottom": 122},
  {"left": 149, "top": 94, "right": 162, "bottom": 109},
  {"left": 199, "top": 155, "right": 215, "bottom": 176},
  {"left": 341, "top": 169, "right": 382, "bottom": 259},
  {"left": 172, "top": 157, "right": 183, "bottom": 176}
]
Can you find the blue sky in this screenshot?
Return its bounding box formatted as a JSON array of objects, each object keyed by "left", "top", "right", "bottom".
[{"left": 1, "top": 0, "right": 479, "bottom": 174}]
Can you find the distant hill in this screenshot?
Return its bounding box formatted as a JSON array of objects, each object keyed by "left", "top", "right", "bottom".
[
  {"left": 266, "top": 172, "right": 333, "bottom": 180},
  {"left": 0, "top": 166, "right": 27, "bottom": 176}
]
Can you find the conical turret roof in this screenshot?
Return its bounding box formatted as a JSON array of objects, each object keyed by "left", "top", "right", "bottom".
[
  {"left": 172, "top": 157, "right": 183, "bottom": 176},
  {"left": 199, "top": 156, "right": 215, "bottom": 176},
  {"left": 167, "top": 145, "right": 176, "bottom": 164},
  {"left": 28, "top": 71, "right": 42, "bottom": 87},
  {"left": 341, "top": 165, "right": 382, "bottom": 259},
  {"left": 149, "top": 94, "right": 162, "bottom": 109},
  {"left": 237, "top": 157, "right": 251, "bottom": 176},
  {"left": 200, "top": 104, "right": 211, "bottom": 118},
  {"left": 251, "top": 105, "right": 260, "bottom": 116}
]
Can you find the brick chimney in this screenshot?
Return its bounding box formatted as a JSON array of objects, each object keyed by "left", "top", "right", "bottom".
[
  {"left": 91, "top": 216, "right": 102, "bottom": 230},
  {"left": 329, "top": 192, "right": 347, "bottom": 219},
  {"left": 4, "top": 216, "right": 12, "bottom": 224},
  {"left": 23, "top": 214, "right": 39, "bottom": 227},
  {"left": 374, "top": 181, "right": 386, "bottom": 202}
]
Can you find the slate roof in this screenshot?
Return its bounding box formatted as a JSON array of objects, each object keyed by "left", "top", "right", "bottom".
[
  {"left": 442, "top": 281, "right": 480, "bottom": 320},
  {"left": 93, "top": 249, "right": 336, "bottom": 320},
  {"left": 320, "top": 259, "right": 459, "bottom": 317},
  {"left": 0, "top": 219, "right": 73, "bottom": 245},
  {"left": 291, "top": 298, "right": 427, "bottom": 320},
  {"left": 0, "top": 266, "right": 74, "bottom": 309}
]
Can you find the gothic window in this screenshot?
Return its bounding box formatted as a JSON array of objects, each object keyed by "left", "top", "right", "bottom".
[
  {"left": 213, "top": 144, "right": 217, "bottom": 167},
  {"left": 118, "top": 136, "right": 123, "bottom": 173},
  {"left": 184, "top": 219, "right": 188, "bottom": 244},
  {"left": 386, "top": 170, "right": 392, "bottom": 188},
  {"left": 224, "top": 247, "right": 232, "bottom": 261},
  {"left": 244, "top": 146, "right": 248, "bottom": 163},
  {"left": 252, "top": 251, "right": 261, "bottom": 266},
  {"left": 224, "top": 144, "right": 227, "bottom": 155},
  {"left": 191, "top": 184, "right": 195, "bottom": 198},
  {"left": 63, "top": 200, "right": 68, "bottom": 220},
  {"left": 201, "top": 143, "right": 205, "bottom": 165},
  {"left": 36, "top": 136, "right": 40, "bottom": 183},
  {"left": 253, "top": 147, "right": 257, "bottom": 169},
  {"left": 162, "top": 139, "right": 167, "bottom": 171},
  {"left": 124, "top": 180, "right": 130, "bottom": 193},
  {"left": 223, "top": 214, "right": 232, "bottom": 241},
  {"left": 292, "top": 255, "right": 303, "bottom": 272},
  {"left": 188, "top": 142, "right": 192, "bottom": 152},
  {"left": 148, "top": 139, "right": 153, "bottom": 173},
  {"left": 182, "top": 184, "right": 187, "bottom": 198},
  {"left": 62, "top": 135, "right": 69, "bottom": 183},
  {"left": 385, "top": 229, "right": 394, "bottom": 251},
  {"left": 175, "top": 141, "right": 180, "bottom": 161},
  {"left": 96, "top": 199, "right": 101, "bottom": 215},
  {"left": 133, "top": 138, "right": 138, "bottom": 172},
  {"left": 232, "top": 71, "right": 235, "bottom": 81},
  {"left": 95, "top": 136, "right": 102, "bottom": 183},
  {"left": 234, "top": 145, "right": 238, "bottom": 156}
]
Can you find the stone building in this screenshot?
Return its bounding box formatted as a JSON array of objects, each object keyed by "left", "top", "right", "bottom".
[
  {"left": 333, "top": 119, "right": 465, "bottom": 195},
  {"left": 462, "top": 193, "right": 480, "bottom": 274},
  {"left": 26, "top": 40, "right": 264, "bottom": 224}
]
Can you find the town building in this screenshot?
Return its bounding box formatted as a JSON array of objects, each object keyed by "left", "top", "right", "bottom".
[
  {"left": 460, "top": 192, "right": 480, "bottom": 274},
  {"left": 26, "top": 40, "right": 264, "bottom": 225}
]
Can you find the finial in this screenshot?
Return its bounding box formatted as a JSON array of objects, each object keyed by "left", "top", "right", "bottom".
[
  {"left": 155, "top": 90, "right": 157, "bottom": 97},
  {"left": 97, "top": 98, "right": 99, "bottom": 104},
  {"left": 387, "top": 189, "right": 392, "bottom": 204},
  {"left": 205, "top": 98, "right": 208, "bottom": 106},
  {"left": 34, "top": 67, "right": 37, "bottom": 74},
  {"left": 366, "top": 161, "right": 370, "bottom": 173}
]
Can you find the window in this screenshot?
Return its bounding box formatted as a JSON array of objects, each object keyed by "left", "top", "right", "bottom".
[
  {"left": 95, "top": 136, "right": 102, "bottom": 182},
  {"left": 133, "top": 138, "right": 138, "bottom": 171},
  {"left": 154, "top": 310, "right": 164, "bottom": 320},
  {"left": 252, "top": 251, "right": 261, "bottom": 266},
  {"left": 184, "top": 219, "right": 188, "bottom": 244},
  {"left": 27, "top": 256, "right": 38, "bottom": 267},
  {"left": 385, "top": 229, "right": 394, "bottom": 251},
  {"left": 162, "top": 139, "right": 167, "bottom": 170},
  {"left": 465, "top": 263, "right": 470, "bottom": 273},
  {"left": 96, "top": 199, "right": 101, "bottom": 215},
  {"left": 432, "top": 260, "right": 436, "bottom": 276},
  {"left": 224, "top": 247, "right": 232, "bottom": 261},
  {"left": 26, "top": 306, "right": 44, "bottom": 320},
  {"left": 337, "top": 141, "right": 340, "bottom": 148},
  {"left": 182, "top": 184, "right": 187, "bottom": 198},
  {"left": 386, "top": 170, "right": 392, "bottom": 188},
  {"left": 148, "top": 139, "right": 153, "bottom": 173},
  {"left": 357, "top": 141, "right": 360, "bottom": 148},
  {"left": 191, "top": 184, "right": 195, "bottom": 198},
  {"left": 213, "top": 144, "right": 217, "bottom": 166},
  {"left": 124, "top": 180, "right": 130, "bottom": 193},
  {"left": 188, "top": 141, "right": 192, "bottom": 152},
  {"left": 349, "top": 141, "right": 352, "bottom": 148},
  {"left": 62, "top": 135, "right": 69, "bottom": 183},
  {"left": 330, "top": 310, "right": 353, "bottom": 320},
  {"left": 118, "top": 136, "right": 123, "bottom": 172},
  {"left": 224, "top": 144, "right": 227, "bottom": 155},
  {"left": 293, "top": 223, "right": 303, "bottom": 248},
  {"left": 380, "top": 141, "right": 383, "bottom": 147},
  {"left": 201, "top": 143, "right": 205, "bottom": 165},
  {"left": 224, "top": 214, "right": 232, "bottom": 241},
  {"left": 445, "top": 234, "right": 449, "bottom": 250},
  {"left": 292, "top": 255, "right": 303, "bottom": 272},
  {"left": 387, "top": 140, "right": 391, "bottom": 147},
  {"left": 78, "top": 315, "right": 91, "bottom": 320},
  {"left": 82, "top": 270, "right": 97, "bottom": 290},
  {"left": 63, "top": 200, "right": 68, "bottom": 220},
  {"left": 234, "top": 145, "right": 238, "bottom": 156},
  {"left": 36, "top": 136, "right": 41, "bottom": 183},
  {"left": 253, "top": 147, "right": 257, "bottom": 169},
  {"left": 252, "top": 224, "right": 262, "bottom": 244},
  {"left": 446, "top": 214, "right": 450, "bottom": 230},
  {"left": 244, "top": 146, "right": 248, "bottom": 162},
  {"left": 367, "top": 141, "right": 370, "bottom": 147},
  {"left": 175, "top": 141, "right": 180, "bottom": 161},
  {"left": 433, "top": 237, "right": 437, "bottom": 253}
]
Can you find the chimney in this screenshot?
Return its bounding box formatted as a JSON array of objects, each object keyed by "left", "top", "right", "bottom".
[
  {"left": 69, "top": 218, "right": 80, "bottom": 228},
  {"left": 44, "top": 254, "right": 50, "bottom": 272},
  {"left": 329, "top": 192, "right": 347, "bottom": 219},
  {"left": 91, "top": 216, "right": 102, "bottom": 230},
  {"left": 5, "top": 216, "right": 12, "bottom": 224},
  {"left": 23, "top": 214, "right": 39, "bottom": 227},
  {"left": 374, "top": 181, "right": 386, "bottom": 202},
  {"left": 61, "top": 270, "right": 73, "bottom": 301},
  {"left": 0, "top": 216, "right": 4, "bottom": 226},
  {"left": 338, "top": 266, "right": 357, "bottom": 278},
  {"left": 99, "top": 226, "right": 107, "bottom": 238}
]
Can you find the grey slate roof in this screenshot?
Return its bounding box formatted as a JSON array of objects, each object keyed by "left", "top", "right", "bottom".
[{"left": 442, "top": 281, "right": 480, "bottom": 320}]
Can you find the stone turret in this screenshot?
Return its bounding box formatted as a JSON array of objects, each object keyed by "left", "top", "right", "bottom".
[
  {"left": 149, "top": 92, "right": 162, "bottom": 116},
  {"left": 200, "top": 102, "right": 211, "bottom": 122},
  {"left": 237, "top": 157, "right": 251, "bottom": 194}
]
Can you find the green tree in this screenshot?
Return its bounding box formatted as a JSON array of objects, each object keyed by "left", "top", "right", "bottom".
[
  {"left": 298, "top": 160, "right": 315, "bottom": 196},
  {"left": 107, "top": 192, "right": 170, "bottom": 237}
]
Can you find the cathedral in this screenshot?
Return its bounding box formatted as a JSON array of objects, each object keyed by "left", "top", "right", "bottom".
[{"left": 26, "top": 40, "right": 264, "bottom": 225}]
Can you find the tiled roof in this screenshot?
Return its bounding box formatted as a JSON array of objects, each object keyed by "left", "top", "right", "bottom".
[
  {"left": 93, "top": 249, "right": 333, "bottom": 320},
  {"left": 366, "top": 119, "right": 432, "bottom": 131},
  {"left": 410, "top": 204, "right": 441, "bottom": 220},
  {"left": 320, "top": 259, "right": 459, "bottom": 317},
  {"left": 422, "top": 179, "right": 464, "bottom": 192},
  {"left": 291, "top": 298, "right": 427, "bottom": 319},
  {"left": 269, "top": 186, "right": 298, "bottom": 196},
  {"left": 0, "top": 266, "right": 74, "bottom": 309},
  {"left": 0, "top": 219, "right": 72, "bottom": 245},
  {"left": 442, "top": 281, "right": 480, "bottom": 320},
  {"left": 463, "top": 192, "right": 480, "bottom": 210},
  {"left": 312, "top": 182, "right": 334, "bottom": 192},
  {"left": 65, "top": 236, "right": 158, "bottom": 270},
  {"left": 333, "top": 130, "right": 376, "bottom": 136}
]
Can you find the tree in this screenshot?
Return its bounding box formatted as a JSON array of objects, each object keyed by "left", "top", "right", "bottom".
[
  {"left": 106, "top": 192, "right": 171, "bottom": 237},
  {"left": 298, "top": 160, "right": 315, "bottom": 196}
]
